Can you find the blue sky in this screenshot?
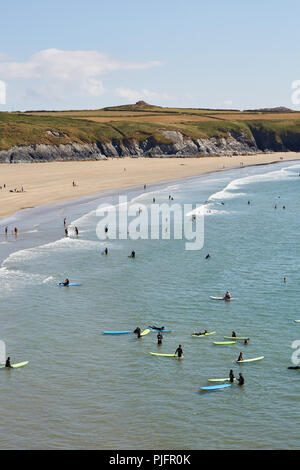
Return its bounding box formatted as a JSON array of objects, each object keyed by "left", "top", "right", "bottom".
[{"left": 0, "top": 0, "right": 300, "bottom": 110}]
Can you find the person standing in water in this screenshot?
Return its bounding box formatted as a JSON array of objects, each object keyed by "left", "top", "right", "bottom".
[
  {"left": 134, "top": 327, "right": 141, "bottom": 338},
  {"left": 5, "top": 357, "right": 12, "bottom": 368},
  {"left": 14, "top": 227, "right": 18, "bottom": 237},
  {"left": 229, "top": 370, "right": 235, "bottom": 383},
  {"left": 175, "top": 345, "right": 183, "bottom": 358},
  {"left": 157, "top": 332, "right": 163, "bottom": 345},
  {"left": 74, "top": 227, "right": 79, "bottom": 237},
  {"left": 64, "top": 218, "right": 67, "bottom": 227},
  {"left": 238, "top": 373, "right": 245, "bottom": 385},
  {"left": 129, "top": 250, "right": 135, "bottom": 258},
  {"left": 65, "top": 228, "right": 68, "bottom": 237}
]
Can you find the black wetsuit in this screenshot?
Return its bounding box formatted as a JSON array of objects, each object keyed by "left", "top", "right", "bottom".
[
  {"left": 5, "top": 358, "right": 11, "bottom": 368},
  {"left": 175, "top": 347, "right": 183, "bottom": 358},
  {"left": 229, "top": 371, "right": 235, "bottom": 383},
  {"left": 238, "top": 375, "right": 245, "bottom": 386}
]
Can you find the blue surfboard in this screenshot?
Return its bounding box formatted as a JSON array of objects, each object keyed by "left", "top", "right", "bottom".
[
  {"left": 200, "top": 384, "right": 231, "bottom": 391},
  {"left": 59, "top": 283, "right": 82, "bottom": 287}
]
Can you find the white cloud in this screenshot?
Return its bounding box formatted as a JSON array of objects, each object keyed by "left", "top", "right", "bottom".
[
  {"left": 115, "top": 87, "right": 172, "bottom": 103},
  {"left": 223, "top": 99, "right": 233, "bottom": 106},
  {"left": 0, "top": 49, "right": 163, "bottom": 99}
]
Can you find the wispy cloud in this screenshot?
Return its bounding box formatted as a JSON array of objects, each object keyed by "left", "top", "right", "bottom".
[{"left": 0, "top": 49, "right": 163, "bottom": 99}]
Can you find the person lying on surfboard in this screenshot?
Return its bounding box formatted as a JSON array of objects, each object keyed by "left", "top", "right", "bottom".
[
  {"left": 193, "top": 330, "right": 208, "bottom": 336},
  {"left": 224, "top": 291, "right": 231, "bottom": 300},
  {"left": 149, "top": 325, "right": 165, "bottom": 331},
  {"left": 175, "top": 345, "right": 183, "bottom": 358},
  {"left": 5, "top": 357, "right": 12, "bottom": 368},
  {"left": 237, "top": 352, "right": 243, "bottom": 361}
]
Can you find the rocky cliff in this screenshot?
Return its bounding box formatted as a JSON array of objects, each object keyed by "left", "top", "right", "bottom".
[{"left": 0, "top": 129, "right": 262, "bottom": 163}]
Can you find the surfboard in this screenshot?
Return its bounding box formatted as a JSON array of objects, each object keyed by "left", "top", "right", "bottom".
[
  {"left": 224, "top": 336, "right": 249, "bottom": 341},
  {"left": 149, "top": 328, "right": 170, "bottom": 332},
  {"left": 210, "top": 296, "right": 238, "bottom": 301},
  {"left": 103, "top": 331, "right": 132, "bottom": 335},
  {"left": 236, "top": 356, "right": 264, "bottom": 363},
  {"left": 149, "top": 352, "right": 183, "bottom": 358},
  {"left": 59, "top": 283, "right": 82, "bottom": 287},
  {"left": 213, "top": 341, "right": 237, "bottom": 345},
  {"left": 140, "top": 329, "right": 150, "bottom": 337},
  {"left": 192, "top": 331, "right": 216, "bottom": 337},
  {"left": 294, "top": 320, "right": 300, "bottom": 323},
  {"left": 0, "top": 361, "right": 29, "bottom": 369},
  {"left": 200, "top": 384, "right": 231, "bottom": 391},
  {"left": 208, "top": 378, "right": 237, "bottom": 383}
]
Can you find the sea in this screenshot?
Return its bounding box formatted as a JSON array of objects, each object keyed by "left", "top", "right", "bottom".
[{"left": 0, "top": 159, "right": 299, "bottom": 450}]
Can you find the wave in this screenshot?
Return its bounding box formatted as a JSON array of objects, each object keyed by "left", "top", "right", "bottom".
[{"left": 208, "top": 165, "right": 297, "bottom": 201}]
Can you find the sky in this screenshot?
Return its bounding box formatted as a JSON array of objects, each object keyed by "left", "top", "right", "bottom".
[{"left": 0, "top": 0, "right": 300, "bottom": 111}]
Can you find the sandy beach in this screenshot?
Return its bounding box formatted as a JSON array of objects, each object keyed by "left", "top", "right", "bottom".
[{"left": 0, "top": 152, "right": 300, "bottom": 221}]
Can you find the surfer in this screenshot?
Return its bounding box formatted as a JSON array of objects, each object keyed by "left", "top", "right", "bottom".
[
  {"left": 134, "top": 327, "right": 141, "bottom": 338},
  {"left": 232, "top": 331, "right": 237, "bottom": 338},
  {"left": 149, "top": 325, "right": 165, "bottom": 331},
  {"left": 74, "top": 227, "right": 79, "bottom": 237},
  {"left": 175, "top": 345, "right": 183, "bottom": 358},
  {"left": 205, "top": 254, "right": 210, "bottom": 259},
  {"left": 157, "top": 332, "right": 163, "bottom": 345},
  {"left": 224, "top": 291, "right": 231, "bottom": 300},
  {"left": 65, "top": 228, "right": 68, "bottom": 237},
  {"left": 129, "top": 250, "right": 135, "bottom": 258},
  {"left": 103, "top": 247, "right": 108, "bottom": 255},
  {"left": 62, "top": 278, "right": 69, "bottom": 286},
  {"left": 237, "top": 352, "right": 243, "bottom": 362},
  {"left": 229, "top": 370, "right": 235, "bottom": 383},
  {"left": 238, "top": 373, "right": 245, "bottom": 385},
  {"left": 64, "top": 217, "right": 66, "bottom": 227},
  {"left": 194, "top": 330, "right": 208, "bottom": 336},
  {"left": 244, "top": 339, "right": 249, "bottom": 345},
  {"left": 5, "top": 357, "right": 12, "bottom": 368}
]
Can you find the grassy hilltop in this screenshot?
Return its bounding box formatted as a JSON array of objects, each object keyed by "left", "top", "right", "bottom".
[{"left": 1, "top": 101, "right": 300, "bottom": 152}]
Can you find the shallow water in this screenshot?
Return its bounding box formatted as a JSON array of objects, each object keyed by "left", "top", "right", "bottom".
[{"left": 0, "top": 161, "right": 299, "bottom": 449}]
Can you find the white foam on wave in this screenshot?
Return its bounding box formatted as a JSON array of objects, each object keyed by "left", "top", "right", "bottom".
[
  {"left": 0, "top": 266, "right": 44, "bottom": 295},
  {"left": 3, "top": 237, "right": 105, "bottom": 266},
  {"left": 208, "top": 166, "right": 297, "bottom": 201},
  {"left": 186, "top": 203, "right": 230, "bottom": 217}
]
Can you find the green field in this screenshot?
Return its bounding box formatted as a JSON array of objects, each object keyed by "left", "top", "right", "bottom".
[{"left": 1, "top": 102, "right": 300, "bottom": 151}]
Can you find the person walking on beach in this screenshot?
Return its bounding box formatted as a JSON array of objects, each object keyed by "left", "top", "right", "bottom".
[{"left": 175, "top": 345, "right": 183, "bottom": 358}]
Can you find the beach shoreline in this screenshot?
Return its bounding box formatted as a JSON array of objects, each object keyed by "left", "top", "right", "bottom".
[{"left": 0, "top": 152, "right": 300, "bottom": 222}]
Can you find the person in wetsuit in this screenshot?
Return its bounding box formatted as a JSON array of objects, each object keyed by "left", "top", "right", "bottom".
[
  {"left": 232, "top": 331, "right": 237, "bottom": 338},
  {"left": 238, "top": 373, "right": 245, "bottom": 385},
  {"left": 175, "top": 345, "right": 183, "bottom": 358},
  {"left": 237, "top": 352, "right": 243, "bottom": 362},
  {"left": 62, "top": 278, "right": 69, "bottom": 286},
  {"left": 205, "top": 254, "right": 210, "bottom": 259},
  {"left": 157, "top": 332, "right": 163, "bottom": 345},
  {"left": 129, "top": 250, "right": 135, "bottom": 258},
  {"left": 134, "top": 327, "right": 141, "bottom": 338},
  {"left": 5, "top": 357, "right": 12, "bottom": 368},
  {"left": 224, "top": 291, "right": 231, "bottom": 300},
  {"left": 229, "top": 369, "right": 235, "bottom": 383}
]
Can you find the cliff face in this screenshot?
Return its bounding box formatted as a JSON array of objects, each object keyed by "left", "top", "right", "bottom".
[
  {"left": 0, "top": 129, "right": 260, "bottom": 163},
  {"left": 1, "top": 126, "right": 299, "bottom": 163}
]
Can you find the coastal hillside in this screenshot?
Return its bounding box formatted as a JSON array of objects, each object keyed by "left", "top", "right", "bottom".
[{"left": 1, "top": 102, "right": 300, "bottom": 162}]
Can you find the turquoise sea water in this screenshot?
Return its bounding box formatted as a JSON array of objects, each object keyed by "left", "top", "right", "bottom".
[{"left": 0, "top": 161, "right": 300, "bottom": 449}]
